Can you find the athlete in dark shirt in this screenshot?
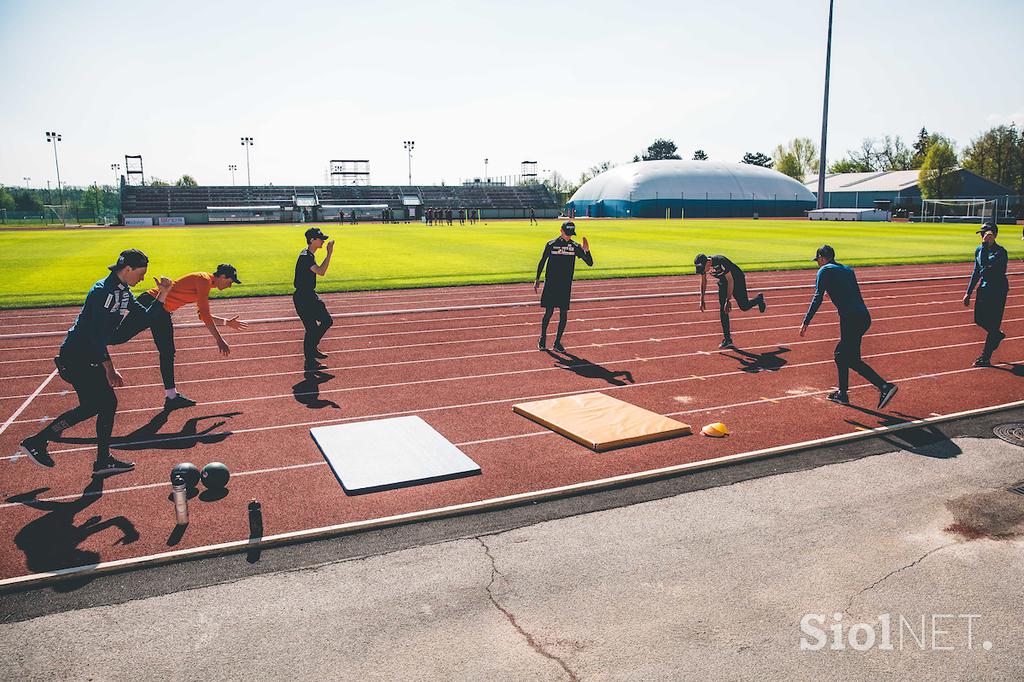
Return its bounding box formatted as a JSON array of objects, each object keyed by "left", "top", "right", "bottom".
[
  {"left": 800, "top": 245, "right": 898, "bottom": 408},
  {"left": 534, "top": 221, "right": 593, "bottom": 352},
  {"left": 963, "top": 223, "right": 1009, "bottom": 367},
  {"left": 695, "top": 254, "right": 766, "bottom": 348},
  {"left": 19, "top": 249, "right": 172, "bottom": 473},
  {"left": 293, "top": 227, "right": 335, "bottom": 370}
]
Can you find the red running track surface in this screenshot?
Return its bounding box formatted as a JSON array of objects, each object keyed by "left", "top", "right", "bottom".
[{"left": 0, "top": 262, "right": 1021, "bottom": 584}]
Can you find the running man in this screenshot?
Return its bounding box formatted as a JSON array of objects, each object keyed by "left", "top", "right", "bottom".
[
  {"left": 799, "top": 245, "right": 898, "bottom": 408},
  {"left": 963, "top": 223, "right": 1009, "bottom": 367},
  {"left": 534, "top": 221, "right": 593, "bottom": 352},
  {"left": 694, "top": 253, "right": 766, "bottom": 348},
  {"left": 19, "top": 249, "right": 173, "bottom": 473},
  {"left": 109, "top": 264, "right": 247, "bottom": 409},
  {"left": 294, "top": 227, "right": 335, "bottom": 370}
]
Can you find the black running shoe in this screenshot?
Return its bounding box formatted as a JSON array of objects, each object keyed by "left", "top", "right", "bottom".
[
  {"left": 827, "top": 390, "right": 849, "bottom": 404},
  {"left": 758, "top": 296, "right": 766, "bottom": 314},
  {"left": 164, "top": 393, "right": 197, "bottom": 410},
  {"left": 304, "top": 359, "right": 327, "bottom": 371},
  {"left": 973, "top": 356, "right": 992, "bottom": 368},
  {"left": 538, "top": 338, "right": 546, "bottom": 351},
  {"left": 19, "top": 435, "right": 54, "bottom": 468},
  {"left": 312, "top": 349, "right": 328, "bottom": 359},
  {"left": 719, "top": 339, "right": 734, "bottom": 349},
  {"left": 93, "top": 455, "right": 135, "bottom": 476},
  {"left": 877, "top": 383, "right": 898, "bottom": 409},
  {"left": 552, "top": 341, "right": 566, "bottom": 353}
]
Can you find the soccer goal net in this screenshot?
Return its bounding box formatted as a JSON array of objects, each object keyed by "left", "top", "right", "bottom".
[
  {"left": 918, "top": 198, "right": 996, "bottom": 223},
  {"left": 44, "top": 204, "right": 75, "bottom": 225}
]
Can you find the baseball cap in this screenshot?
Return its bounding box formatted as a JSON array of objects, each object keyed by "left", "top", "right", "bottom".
[
  {"left": 694, "top": 253, "right": 708, "bottom": 274},
  {"left": 305, "top": 227, "right": 330, "bottom": 242},
  {"left": 813, "top": 245, "right": 836, "bottom": 262},
  {"left": 976, "top": 223, "right": 998, "bottom": 235},
  {"left": 561, "top": 221, "right": 577, "bottom": 235},
  {"left": 214, "top": 263, "right": 242, "bottom": 284},
  {"left": 107, "top": 248, "right": 149, "bottom": 271}
]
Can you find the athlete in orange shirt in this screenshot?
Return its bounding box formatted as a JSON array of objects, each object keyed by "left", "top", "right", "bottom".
[{"left": 110, "top": 264, "right": 249, "bottom": 409}]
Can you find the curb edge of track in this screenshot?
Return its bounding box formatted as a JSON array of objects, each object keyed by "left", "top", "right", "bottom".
[{"left": 3, "top": 397, "right": 1023, "bottom": 594}]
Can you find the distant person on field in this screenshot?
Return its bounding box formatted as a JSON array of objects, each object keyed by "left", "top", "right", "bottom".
[
  {"left": 963, "top": 223, "right": 1009, "bottom": 367},
  {"left": 534, "top": 221, "right": 593, "bottom": 352},
  {"left": 19, "top": 250, "right": 172, "bottom": 474},
  {"left": 109, "top": 264, "right": 248, "bottom": 409},
  {"left": 530, "top": 207, "right": 537, "bottom": 225},
  {"left": 694, "top": 253, "right": 766, "bottom": 349},
  {"left": 294, "top": 227, "right": 335, "bottom": 371},
  {"left": 800, "top": 245, "right": 898, "bottom": 408}
]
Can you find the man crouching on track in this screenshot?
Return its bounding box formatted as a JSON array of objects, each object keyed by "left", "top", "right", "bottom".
[
  {"left": 294, "top": 227, "right": 335, "bottom": 371},
  {"left": 695, "top": 253, "right": 767, "bottom": 349},
  {"left": 19, "top": 249, "right": 173, "bottom": 474},
  {"left": 109, "top": 264, "right": 248, "bottom": 410},
  {"left": 799, "top": 245, "right": 898, "bottom": 409},
  {"left": 534, "top": 221, "right": 593, "bottom": 352}
]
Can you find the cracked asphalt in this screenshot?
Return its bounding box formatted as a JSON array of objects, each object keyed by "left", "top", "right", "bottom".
[{"left": 2, "top": 413, "right": 1023, "bottom": 680}]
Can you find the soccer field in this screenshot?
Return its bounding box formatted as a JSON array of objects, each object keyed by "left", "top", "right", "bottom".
[{"left": 0, "top": 219, "right": 1018, "bottom": 309}]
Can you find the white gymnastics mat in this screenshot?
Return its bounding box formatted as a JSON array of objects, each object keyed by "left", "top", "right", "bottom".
[{"left": 310, "top": 416, "right": 481, "bottom": 495}]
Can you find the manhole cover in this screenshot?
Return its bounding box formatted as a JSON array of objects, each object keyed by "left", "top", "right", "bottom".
[{"left": 993, "top": 423, "right": 1024, "bottom": 447}]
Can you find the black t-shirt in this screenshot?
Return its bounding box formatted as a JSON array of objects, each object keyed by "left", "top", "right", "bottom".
[
  {"left": 294, "top": 249, "right": 316, "bottom": 292},
  {"left": 710, "top": 255, "right": 743, "bottom": 285},
  {"left": 536, "top": 237, "right": 594, "bottom": 287}
]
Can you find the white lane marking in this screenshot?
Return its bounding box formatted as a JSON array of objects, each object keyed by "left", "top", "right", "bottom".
[{"left": 0, "top": 369, "right": 57, "bottom": 436}]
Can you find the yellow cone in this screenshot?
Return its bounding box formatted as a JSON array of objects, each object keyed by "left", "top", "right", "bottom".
[{"left": 701, "top": 422, "right": 730, "bottom": 438}]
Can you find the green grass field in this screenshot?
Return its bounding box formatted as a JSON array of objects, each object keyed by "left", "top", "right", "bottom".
[{"left": 0, "top": 219, "right": 1020, "bottom": 309}]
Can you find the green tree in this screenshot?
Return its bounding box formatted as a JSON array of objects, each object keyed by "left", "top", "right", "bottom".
[
  {"left": 918, "top": 137, "right": 959, "bottom": 199},
  {"left": 876, "top": 135, "right": 914, "bottom": 170},
  {"left": 15, "top": 190, "right": 44, "bottom": 213},
  {"left": 828, "top": 158, "right": 873, "bottom": 173},
  {"left": 176, "top": 174, "right": 198, "bottom": 187},
  {"left": 0, "top": 186, "right": 15, "bottom": 211},
  {"left": 692, "top": 149, "right": 708, "bottom": 160},
  {"left": 911, "top": 127, "right": 931, "bottom": 168},
  {"left": 149, "top": 178, "right": 170, "bottom": 187},
  {"left": 741, "top": 152, "right": 773, "bottom": 168},
  {"left": 962, "top": 124, "right": 1024, "bottom": 194},
  {"left": 641, "top": 138, "right": 681, "bottom": 161},
  {"left": 772, "top": 138, "right": 817, "bottom": 182}
]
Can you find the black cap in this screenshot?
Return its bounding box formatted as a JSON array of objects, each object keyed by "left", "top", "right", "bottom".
[
  {"left": 694, "top": 253, "right": 708, "bottom": 275},
  {"left": 305, "top": 227, "right": 330, "bottom": 242},
  {"left": 107, "top": 248, "right": 149, "bottom": 271},
  {"left": 214, "top": 263, "right": 242, "bottom": 284},
  {"left": 814, "top": 245, "right": 836, "bottom": 262},
  {"left": 976, "top": 223, "right": 998, "bottom": 236},
  {"left": 561, "top": 221, "right": 576, "bottom": 235}
]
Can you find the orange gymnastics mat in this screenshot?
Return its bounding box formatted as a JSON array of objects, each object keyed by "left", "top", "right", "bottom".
[{"left": 513, "top": 392, "right": 691, "bottom": 452}]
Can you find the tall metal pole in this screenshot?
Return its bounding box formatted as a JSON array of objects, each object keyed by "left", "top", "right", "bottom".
[
  {"left": 484, "top": 158, "right": 489, "bottom": 182},
  {"left": 111, "top": 163, "right": 120, "bottom": 188},
  {"left": 241, "top": 137, "right": 253, "bottom": 186},
  {"left": 46, "top": 132, "right": 64, "bottom": 225},
  {"left": 816, "top": 0, "right": 834, "bottom": 210},
  {"left": 23, "top": 177, "right": 30, "bottom": 189},
  {"left": 403, "top": 140, "right": 415, "bottom": 185},
  {"left": 229, "top": 164, "right": 237, "bottom": 186}
]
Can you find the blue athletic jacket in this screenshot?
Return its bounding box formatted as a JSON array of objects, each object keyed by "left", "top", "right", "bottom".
[
  {"left": 61, "top": 273, "right": 155, "bottom": 364},
  {"left": 803, "top": 262, "right": 869, "bottom": 326},
  {"left": 966, "top": 243, "right": 1009, "bottom": 295}
]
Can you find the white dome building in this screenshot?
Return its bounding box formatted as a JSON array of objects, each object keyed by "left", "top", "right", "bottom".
[{"left": 567, "top": 160, "right": 816, "bottom": 218}]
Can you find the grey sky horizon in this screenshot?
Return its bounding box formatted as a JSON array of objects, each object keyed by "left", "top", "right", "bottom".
[{"left": 1, "top": 0, "right": 1021, "bottom": 190}]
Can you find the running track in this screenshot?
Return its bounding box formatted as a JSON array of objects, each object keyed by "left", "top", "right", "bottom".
[{"left": 1, "top": 262, "right": 1021, "bottom": 587}]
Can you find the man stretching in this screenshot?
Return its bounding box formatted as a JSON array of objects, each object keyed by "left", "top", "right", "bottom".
[
  {"left": 800, "top": 245, "right": 898, "bottom": 408},
  {"left": 294, "top": 227, "right": 335, "bottom": 370},
  {"left": 695, "top": 253, "right": 766, "bottom": 349},
  {"left": 534, "top": 221, "right": 593, "bottom": 352},
  {"left": 20, "top": 249, "right": 172, "bottom": 474},
  {"left": 110, "top": 264, "right": 247, "bottom": 409}
]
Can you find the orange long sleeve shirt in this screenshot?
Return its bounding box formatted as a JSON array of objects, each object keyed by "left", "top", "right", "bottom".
[{"left": 147, "top": 272, "right": 215, "bottom": 324}]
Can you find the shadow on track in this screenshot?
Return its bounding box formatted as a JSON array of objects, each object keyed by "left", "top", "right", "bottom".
[
  {"left": 7, "top": 477, "right": 138, "bottom": 592},
  {"left": 722, "top": 346, "right": 790, "bottom": 373},
  {"left": 55, "top": 410, "right": 240, "bottom": 451},
  {"left": 549, "top": 350, "right": 635, "bottom": 387},
  {"left": 841, "top": 404, "right": 962, "bottom": 459},
  {"left": 292, "top": 370, "right": 340, "bottom": 409}
]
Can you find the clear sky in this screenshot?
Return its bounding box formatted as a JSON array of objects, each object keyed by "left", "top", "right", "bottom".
[{"left": 1, "top": 0, "right": 1021, "bottom": 189}]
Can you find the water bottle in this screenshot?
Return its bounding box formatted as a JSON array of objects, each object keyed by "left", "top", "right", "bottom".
[
  {"left": 248, "top": 499, "right": 263, "bottom": 539},
  {"left": 172, "top": 474, "right": 189, "bottom": 526}
]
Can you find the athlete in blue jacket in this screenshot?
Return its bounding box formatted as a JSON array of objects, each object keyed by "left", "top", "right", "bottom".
[
  {"left": 800, "top": 245, "right": 898, "bottom": 408},
  {"left": 963, "top": 223, "right": 1009, "bottom": 367}
]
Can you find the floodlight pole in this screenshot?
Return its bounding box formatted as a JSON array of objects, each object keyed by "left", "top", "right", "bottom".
[
  {"left": 229, "top": 164, "right": 237, "bottom": 186},
  {"left": 45, "top": 131, "right": 64, "bottom": 225},
  {"left": 240, "top": 137, "right": 254, "bottom": 187},
  {"left": 111, "top": 163, "right": 120, "bottom": 188},
  {"left": 816, "top": 0, "right": 834, "bottom": 210},
  {"left": 23, "top": 177, "right": 30, "bottom": 189},
  {"left": 403, "top": 140, "right": 415, "bottom": 185},
  {"left": 484, "top": 158, "right": 489, "bottom": 182}
]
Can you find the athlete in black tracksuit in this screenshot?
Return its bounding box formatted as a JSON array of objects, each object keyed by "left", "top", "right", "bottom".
[
  {"left": 534, "top": 221, "right": 593, "bottom": 352},
  {"left": 800, "top": 245, "right": 898, "bottom": 408},
  {"left": 293, "top": 227, "right": 335, "bottom": 370},
  {"left": 695, "top": 254, "right": 766, "bottom": 348},
  {"left": 964, "top": 223, "right": 1009, "bottom": 367},
  {"left": 18, "top": 249, "right": 172, "bottom": 474}
]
